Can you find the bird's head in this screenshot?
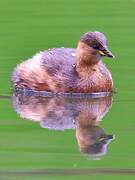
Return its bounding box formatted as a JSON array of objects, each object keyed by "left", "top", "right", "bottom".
[{"left": 77, "top": 31, "right": 115, "bottom": 65}]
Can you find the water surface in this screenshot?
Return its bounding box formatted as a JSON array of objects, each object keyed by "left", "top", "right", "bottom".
[{"left": 0, "top": 92, "right": 135, "bottom": 180}]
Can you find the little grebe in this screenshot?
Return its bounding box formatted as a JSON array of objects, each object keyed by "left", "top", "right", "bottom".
[{"left": 12, "top": 31, "right": 115, "bottom": 93}]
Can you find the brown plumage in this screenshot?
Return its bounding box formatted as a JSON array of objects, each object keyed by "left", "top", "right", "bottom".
[{"left": 12, "top": 31, "right": 115, "bottom": 93}]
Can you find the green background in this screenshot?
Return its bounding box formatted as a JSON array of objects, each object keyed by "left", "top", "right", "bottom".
[{"left": 0, "top": 0, "right": 135, "bottom": 179}]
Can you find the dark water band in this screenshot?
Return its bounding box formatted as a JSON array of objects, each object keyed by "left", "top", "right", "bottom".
[
  {"left": 13, "top": 87, "right": 113, "bottom": 98},
  {"left": 0, "top": 168, "right": 135, "bottom": 176}
]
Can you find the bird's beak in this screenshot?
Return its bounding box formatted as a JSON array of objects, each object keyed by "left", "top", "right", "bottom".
[
  {"left": 99, "top": 134, "right": 114, "bottom": 144},
  {"left": 98, "top": 47, "right": 115, "bottom": 58}
]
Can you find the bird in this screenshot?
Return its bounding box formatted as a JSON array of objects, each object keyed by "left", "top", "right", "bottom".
[{"left": 12, "top": 31, "right": 115, "bottom": 93}]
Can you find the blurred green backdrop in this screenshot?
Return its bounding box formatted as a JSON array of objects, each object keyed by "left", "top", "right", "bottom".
[{"left": 0, "top": 0, "right": 135, "bottom": 179}]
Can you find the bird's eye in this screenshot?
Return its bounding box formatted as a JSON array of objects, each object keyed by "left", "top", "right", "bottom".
[{"left": 91, "top": 44, "right": 99, "bottom": 50}]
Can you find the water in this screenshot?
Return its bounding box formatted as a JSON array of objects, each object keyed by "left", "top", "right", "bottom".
[{"left": 0, "top": 92, "right": 135, "bottom": 180}]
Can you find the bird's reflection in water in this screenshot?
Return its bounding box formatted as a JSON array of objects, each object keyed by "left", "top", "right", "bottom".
[{"left": 13, "top": 92, "right": 114, "bottom": 160}]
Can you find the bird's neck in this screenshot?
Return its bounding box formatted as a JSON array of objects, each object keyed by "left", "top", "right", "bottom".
[{"left": 76, "top": 41, "right": 101, "bottom": 77}]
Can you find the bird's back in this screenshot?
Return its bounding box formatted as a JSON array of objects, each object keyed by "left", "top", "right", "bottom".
[{"left": 12, "top": 48, "right": 78, "bottom": 92}]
